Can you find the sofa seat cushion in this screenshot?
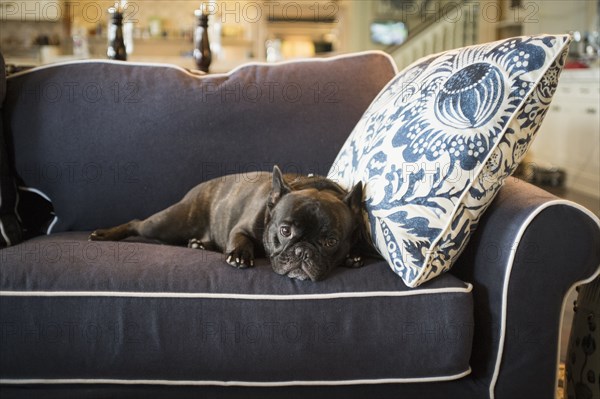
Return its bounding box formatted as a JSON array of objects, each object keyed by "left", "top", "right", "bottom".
[{"left": 0, "top": 232, "right": 473, "bottom": 386}]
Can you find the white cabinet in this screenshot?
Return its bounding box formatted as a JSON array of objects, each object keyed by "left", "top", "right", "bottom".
[{"left": 530, "top": 68, "right": 600, "bottom": 198}]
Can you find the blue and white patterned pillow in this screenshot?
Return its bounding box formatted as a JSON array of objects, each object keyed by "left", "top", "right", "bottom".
[{"left": 328, "top": 34, "right": 571, "bottom": 287}]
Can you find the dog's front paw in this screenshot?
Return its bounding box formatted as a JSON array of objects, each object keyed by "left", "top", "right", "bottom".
[
  {"left": 344, "top": 254, "right": 364, "bottom": 268},
  {"left": 187, "top": 238, "right": 205, "bottom": 250},
  {"left": 225, "top": 247, "right": 255, "bottom": 269},
  {"left": 225, "top": 233, "right": 255, "bottom": 269}
]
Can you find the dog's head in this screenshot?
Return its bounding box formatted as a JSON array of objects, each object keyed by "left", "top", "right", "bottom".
[{"left": 263, "top": 166, "right": 363, "bottom": 281}]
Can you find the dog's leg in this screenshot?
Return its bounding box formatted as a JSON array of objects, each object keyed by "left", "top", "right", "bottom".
[
  {"left": 225, "top": 229, "right": 255, "bottom": 268},
  {"left": 90, "top": 202, "right": 199, "bottom": 245},
  {"left": 89, "top": 220, "right": 140, "bottom": 241}
]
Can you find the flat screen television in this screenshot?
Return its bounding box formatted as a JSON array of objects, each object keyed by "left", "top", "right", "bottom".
[{"left": 370, "top": 20, "right": 408, "bottom": 46}]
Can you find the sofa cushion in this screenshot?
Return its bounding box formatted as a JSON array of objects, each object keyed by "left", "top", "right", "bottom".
[
  {"left": 0, "top": 232, "right": 473, "bottom": 385},
  {"left": 327, "top": 35, "right": 571, "bottom": 287},
  {"left": 0, "top": 52, "right": 22, "bottom": 248},
  {"left": 3, "top": 52, "right": 397, "bottom": 234}
]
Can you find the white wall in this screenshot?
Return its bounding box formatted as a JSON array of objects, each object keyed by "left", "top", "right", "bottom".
[
  {"left": 521, "top": 0, "right": 598, "bottom": 36},
  {"left": 522, "top": 0, "right": 600, "bottom": 198}
]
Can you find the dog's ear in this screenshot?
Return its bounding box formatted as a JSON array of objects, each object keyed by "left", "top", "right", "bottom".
[
  {"left": 344, "top": 181, "right": 363, "bottom": 215},
  {"left": 268, "top": 165, "right": 291, "bottom": 210}
]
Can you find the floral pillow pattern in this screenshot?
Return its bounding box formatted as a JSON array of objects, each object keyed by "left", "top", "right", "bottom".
[{"left": 328, "top": 35, "right": 571, "bottom": 287}]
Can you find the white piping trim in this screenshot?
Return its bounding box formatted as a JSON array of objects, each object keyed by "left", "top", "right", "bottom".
[
  {"left": 489, "top": 199, "right": 600, "bottom": 399},
  {"left": 0, "top": 180, "right": 11, "bottom": 245},
  {"left": 18, "top": 186, "right": 52, "bottom": 202},
  {"left": 7, "top": 58, "right": 202, "bottom": 79},
  {"left": 6, "top": 51, "right": 399, "bottom": 80},
  {"left": 0, "top": 179, "right": 22, "bottom": 246},
  {"left": 0, "top": 181, "right": 10, "bottom": 247},
  {"left": 0, "top": 368, "right": 471, "bottom": 387},
  {"left": 46, "top": 215, "right": 58, "bottom": 235},
  {"left": 0, "top": 283, "right": 472, "bottom": 300},
  {"left": 17, "top": 186, "right": 58, "bottom": 235},
  {"left": 0, "top": 178, "right": 11, "bottom": 246},
  {"left": 46, "top": 216, "right": 58, "bottom": 235},
  {"left": 13, "top": 180, "right": 22, "bottom": 224},
  {"left": 0, "top": 221, "right": 10, "bottom": 247}
]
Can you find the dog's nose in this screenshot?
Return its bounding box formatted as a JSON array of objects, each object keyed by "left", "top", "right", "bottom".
[{"left": 294, "top": 246, "right": 312, "bottom": 260}]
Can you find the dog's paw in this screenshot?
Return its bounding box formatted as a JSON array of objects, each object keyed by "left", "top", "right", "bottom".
[
  {"left": 187, "top": 238, "right": 205, "bottom": 250},
  {"left": 225, "top": 248, "right": 255, "bottom": 269},
  {"left": 89, "top": 229, "right": 109, "bottom": 241},
  {"left": 89, "top": 223, "right": 134, "bottom": 242},
  {"left": 225, "top": 234, "right": 255, "bottom": 269},
  {"left": 344, "top": 254, "right": 364, "bottom": 268}
]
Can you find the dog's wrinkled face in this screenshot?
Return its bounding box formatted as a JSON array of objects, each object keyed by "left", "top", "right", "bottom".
[{"left": 263, "top": 169, "right": 362, "bottom": 281}]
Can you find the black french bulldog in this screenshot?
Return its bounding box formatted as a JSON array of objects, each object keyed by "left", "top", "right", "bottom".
[{"left": 89, "top": 166, "right": 367, "bottom": 281}]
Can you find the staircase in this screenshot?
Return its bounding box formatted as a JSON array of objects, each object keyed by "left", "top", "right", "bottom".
[{"left": 386, "top": 0, "right": 479, "bottom": 69}]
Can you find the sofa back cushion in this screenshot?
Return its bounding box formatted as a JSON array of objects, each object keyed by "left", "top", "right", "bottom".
[{"left": 4, "top": 52, "right": 397, "bottom": 233}]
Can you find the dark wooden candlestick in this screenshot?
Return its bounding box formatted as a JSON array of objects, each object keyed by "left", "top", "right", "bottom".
[
  {"left": 107, "top": 3, "right": 127, "bottom": 61},
  {"left": 194, "top": 7, "right": 212, "bottom": 73}
]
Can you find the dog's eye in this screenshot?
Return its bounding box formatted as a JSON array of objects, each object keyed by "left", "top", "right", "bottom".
[
  {"left": 279, "top": 225, "right": 292, "bottom": 237},
  {"left": 324, "top": 237, "right": 338, "bottom": 248}
]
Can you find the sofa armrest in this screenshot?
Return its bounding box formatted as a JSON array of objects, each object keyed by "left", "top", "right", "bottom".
[{"left": 452, "top": 177, "right": 600, "bottom": 399}]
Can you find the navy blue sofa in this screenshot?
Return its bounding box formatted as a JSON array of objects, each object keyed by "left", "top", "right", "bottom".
[{"left": 1, "top": 51, "right": 599, "bottom": 399}]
